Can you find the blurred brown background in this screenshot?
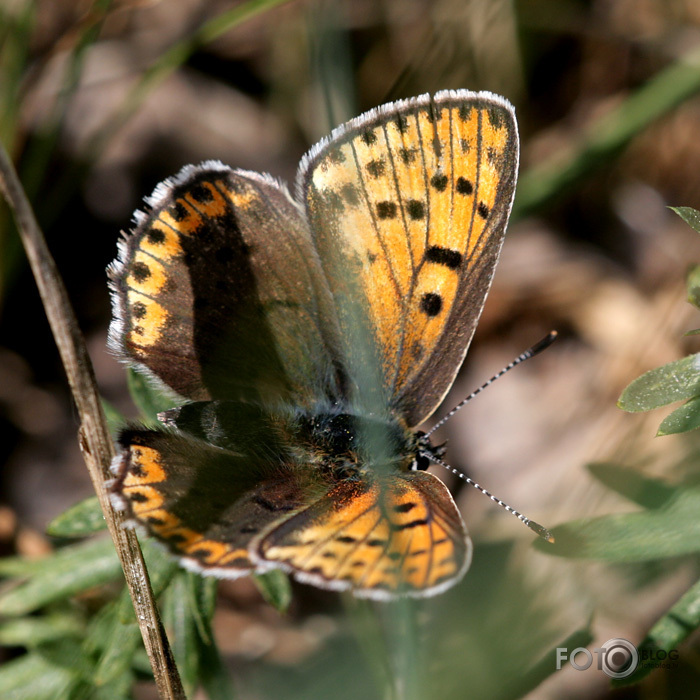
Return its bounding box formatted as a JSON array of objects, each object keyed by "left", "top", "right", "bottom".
[{"left": 2, "top": 1, "right": 700, "bottom": 698}]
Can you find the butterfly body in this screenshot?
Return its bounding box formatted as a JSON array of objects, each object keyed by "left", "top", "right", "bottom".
[{"left": 109, "top": 90, "right": 518, "bottom": 598}]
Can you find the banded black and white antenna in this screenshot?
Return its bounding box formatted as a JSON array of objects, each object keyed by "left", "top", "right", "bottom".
[
  {"left": 424, "top": 331, "right": 558, "bottom": 439},
  {"left": 422, "top": 331, "right": 558, "bottom": 543}
]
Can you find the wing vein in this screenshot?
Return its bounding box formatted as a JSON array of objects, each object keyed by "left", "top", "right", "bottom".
[{"left": 349, "top": 139, "right": 404, "bottom": 303}]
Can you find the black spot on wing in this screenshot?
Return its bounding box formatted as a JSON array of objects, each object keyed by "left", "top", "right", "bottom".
[
  {"left": 169, "top": 201, "right": 189, "bottom": 222},
  {"left": 147, "top": 229, "right": 165, "bottom": 245},
  {"left": 394, "top": 502, "right": 417, "bottom": 513},
  {"left": 487, "top": 106, "right": 505, "bottom": 128},
  {"left": 376, "top": 201, "right": 398, "bottom": 219},
  {"left": 456, "top": 177, "right": 473, "bottom": 196},
  {"left": 132, "top": 262, "right": 151, "bottom": 282},
  {"left": 420, "top": 293, "right": 442, "bottom": 317},
  {"left": 406, "top": 200, "right": 425, "bottom": 220},
  {"left": 341, "top": 183, "right": 359, "bottom": 206},
  {"left": 366, "top": 159, "right": 385, "bottom": 178},
  {"left": 458, "top": 105, "right": 472, "bottom": 121},
  {"left": 391, "top": 518, "right": 429, "bottom": 531},
  {"left": 425, "top": 246, "right": 462, "bottom": 270},
  {"left": 394, "top": 114, "right": 409, "bottom": 133},
  {"left": 361, "top": 129, "right": 378, "bottom": 145},
  {"left": 191, "top": 183, "right": 214, "bottom": 203},
  {"left": 430, "top": 174, "right": 448, "bottom": 192},
  {"left": 398, "top": 147, "right": 416, "bottom": 164}
]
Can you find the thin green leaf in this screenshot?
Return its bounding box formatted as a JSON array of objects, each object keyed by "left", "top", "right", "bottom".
[
  {"left": 618, "top": 354, "right": 700, "bottom": 411},
  {"left": 535, "top": 487, "right": 700, "bottom": 561},
  {"left": 0, "top": 613, "right": 84, "bottom": 647},
  {"left": 91, "top": 676, "right": 132, "bottom": 700},
  {"left": 162, "top": 573, "right": 200, "bottom": 697},
  {"left": 0, "top": 556, "right": 55, "bottom": 577},
  {"left": 93, "top": 545, "right": 180, "bottom": 683},
  {"left": 586, "top": 463, "right": 679, "bottom": 509},
  {"left": 46, "top": 496, "right": 106, "bottom": 537},
  {"left": 253, "top": 569, "right": 292, "bottom": 612},
  {"left": 187, "top": 572, "right": 217, "bottom": 644},
  {"left": 0, "top": 653, "right": 75, "bottom": 699},
  {"left": 670, "top": 206, "right": 700, "bottom": 234},
  {"left": 658, "top": 395, "right": 700, "bottom": 435},
  {"left": 83, "top": 597, "right": 122, "bottom": 657},
  {"left": 186, "top": 575, "right": 235, "bottom": 699},
  {"left": 0, "top": 538, "right": 121, "bottom": 616},
  {"left": 101, "top": 398, "right": 125, "bottom": 434},
  {"left": 686, "top": 264, "right": 700, "bottom": 309},
  {"left": 197, "top": 632, "right": 237, "bottom": 700},
  {"left": 613, "top": 576, "right": 700, "bottom": 686},
  {"left": 127, "top": 368, "right": 173, "bottom": 423},
  {"left": 35, "top": 637, "right": 97, "bottom": 681},
  {"left": 684, "top": 328, "right": 700, "bottom": 335},
  {"left": 94, "top": 620, "right": 141, "bottom": 685}
]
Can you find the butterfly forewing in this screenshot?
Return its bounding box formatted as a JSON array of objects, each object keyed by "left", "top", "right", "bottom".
[
  {"left": 109, "top": 163, "right": 342, "bottom": 406},
  {"left": 300, "top": 90, "right": 518, "bottom": 426}
]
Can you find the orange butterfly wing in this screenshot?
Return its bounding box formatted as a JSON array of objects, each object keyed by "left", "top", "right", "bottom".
[
  {"left": 255, "top": 471, "right": 470, "bottom": 599},
  {"left": 299, "top": 90, "right": 518, "bottom": 426},
  {"left": 109, "top": 163, "right": 343, "bottom": 405},
  {"left": 112, "top": 428, "right": 318, "bottom": 576}
]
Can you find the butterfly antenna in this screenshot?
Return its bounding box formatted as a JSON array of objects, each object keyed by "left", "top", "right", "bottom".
[
  {"left": 424, "top": 331, "right": 558, "bottom": 439},
  {"left": 423, "top": 452, "right": 555, "bottom": 543}
]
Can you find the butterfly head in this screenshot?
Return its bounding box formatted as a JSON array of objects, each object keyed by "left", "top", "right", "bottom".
[{"left": 411, "top": 431, "right": 447, "bottom": 471}]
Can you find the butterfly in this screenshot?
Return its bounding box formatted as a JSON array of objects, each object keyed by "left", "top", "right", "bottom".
[{"left": 108, "top": 89, "right": 519, "bottom": 599}]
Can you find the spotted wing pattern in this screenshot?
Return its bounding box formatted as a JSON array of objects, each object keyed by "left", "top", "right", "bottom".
[
  {"left": 109, "top": 162, "right": 342, "bottom": 405},
  {"left": 255, "top": 470, "right": 470, "bottom": 598},
  {"left": 112, "top": 429, "right": 315, "bottom": 576},
  {"left": 300, "top": 90, "right": 518, "bottom": 426}
]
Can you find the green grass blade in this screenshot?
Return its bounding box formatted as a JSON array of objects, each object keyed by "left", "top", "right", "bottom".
[
  {"left": 101, "top": 398, "right": 125, "bottom": 434},
  {"left": 85, "top": 0, "right": 292, "bottom": 163},
  {"left": 613, "top": 576, "right": 700, "bottom": 687},
  {"left": 514, "top": 47, "right": 700, "bottom": 219}
]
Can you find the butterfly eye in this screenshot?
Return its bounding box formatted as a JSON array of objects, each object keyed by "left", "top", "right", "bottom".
[{"left": 411, "top": 453, "right": 431, "bottom": 471}]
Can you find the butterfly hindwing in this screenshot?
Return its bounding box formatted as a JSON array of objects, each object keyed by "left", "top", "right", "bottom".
[
  {"left": 255, "top": 470, "right": 470, "bottom": 598},
  {"left": 109, "top": 162, "right": 343, "bottom": 406},
  {"left": 299, "top": 90, "right": 518, "bottom": 426},
  {"left": 112, "top": 428, "right": 315, "bottom": 576}
]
